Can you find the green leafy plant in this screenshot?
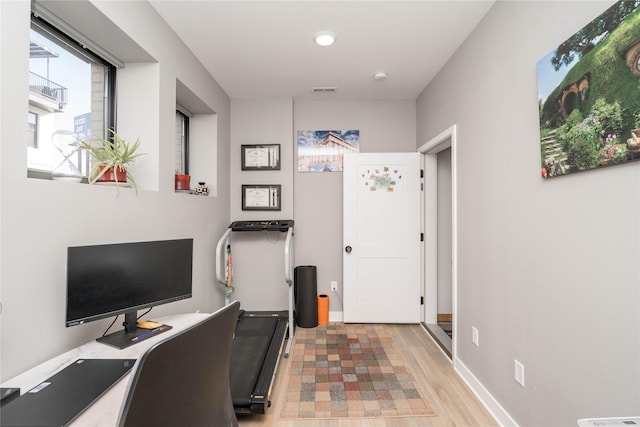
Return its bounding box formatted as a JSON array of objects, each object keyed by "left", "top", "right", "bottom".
[
  {"left": 567, "top": 136, "right": 599, "bottom": 171},
  {"left": 590, "top": 98, "right": 624, "bottom": 147},
  {"left": 80, "top": 129, "right": 145, "bottom": 192}
]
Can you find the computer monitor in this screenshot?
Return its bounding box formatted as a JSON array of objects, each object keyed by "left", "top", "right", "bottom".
[{"left": 65, "top": 238, "right": 193, "bottom": 349}]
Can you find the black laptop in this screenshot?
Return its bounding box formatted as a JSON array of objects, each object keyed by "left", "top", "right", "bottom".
[{"left": 1, "top": 358, "right": 136, "bottom": 427}]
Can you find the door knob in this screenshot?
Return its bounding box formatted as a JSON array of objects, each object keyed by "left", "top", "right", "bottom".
[{"left": 345, "top": 246, "right": 352, "bottom": 253}]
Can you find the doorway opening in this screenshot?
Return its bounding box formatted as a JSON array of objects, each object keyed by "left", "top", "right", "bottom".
[{"left": 419, "top": 125, "right": 457, "bottom": 360}]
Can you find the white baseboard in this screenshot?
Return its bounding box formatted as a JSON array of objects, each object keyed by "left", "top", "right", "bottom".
[
  {"left": 329, "top": 311, "right": 343, "bottom": 322},
  {"left": 454, "top": 357, "right": 519, "bottom": 427}
]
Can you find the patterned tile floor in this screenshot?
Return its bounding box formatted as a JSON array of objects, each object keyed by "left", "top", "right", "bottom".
[{"left": 279, "top": 323, "right": 436, "bottom": 420}]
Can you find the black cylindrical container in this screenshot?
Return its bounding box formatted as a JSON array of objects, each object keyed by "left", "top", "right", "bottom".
[{"left": 294, "top": 265, "right": 318, "bottom": 328}]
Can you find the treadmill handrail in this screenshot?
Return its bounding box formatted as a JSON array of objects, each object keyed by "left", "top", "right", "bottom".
[
  {"left": 284, "top": 226, "right": 294, "bottom": 358},
  {"left": 284, "top": 227, "right": 293, "bottom": 285},
  {"left": 215, "top": 228, "right": 232, "bottom": 287}
]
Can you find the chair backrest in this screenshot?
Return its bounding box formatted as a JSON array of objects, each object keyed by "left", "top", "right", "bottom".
[{"left": 118, "top": 301, "right": 240, "bottom": 427}]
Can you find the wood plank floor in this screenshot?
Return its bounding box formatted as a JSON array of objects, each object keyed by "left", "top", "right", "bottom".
[{"left": 238, "top": 324, "right": 498, "bottom": 427}]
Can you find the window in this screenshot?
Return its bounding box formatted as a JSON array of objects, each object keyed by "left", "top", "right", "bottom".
[
  {"left": 175, "top": 79, "right": 218, "bottom": 196},
  {"left": 28, "top": 112, "right": 38, "bottom": 148},
  {"left": 28, "top": 14, "right": 116, "bottom": 180},
  {"left": 175, "top": 109, "right": 190, "bottom": 175}
]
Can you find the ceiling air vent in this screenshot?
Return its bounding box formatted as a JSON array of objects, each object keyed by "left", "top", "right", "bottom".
[{"left": 311, "top": 87, "right": 337, "bottom": 94}]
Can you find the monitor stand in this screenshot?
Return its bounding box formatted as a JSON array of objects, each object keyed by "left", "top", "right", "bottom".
[{"left": 96, "top": 311, "right": 171, "bottom": 349}]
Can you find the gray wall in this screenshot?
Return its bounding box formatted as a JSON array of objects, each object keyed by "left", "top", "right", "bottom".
[
  {"left": 417, "top": 1, "right": 640, "bottom": 425},
  {"left": 0, "top": 1, "right": 231, "bottom": 380},
  {"left": 226, "top": 98, "right": 416, "bottom": 313},
  {"left": 293, "top": 99, "right": 416, "bottom": 315},
  {"left": 227, "top": 98, "right": 294, "bottom": 311}
]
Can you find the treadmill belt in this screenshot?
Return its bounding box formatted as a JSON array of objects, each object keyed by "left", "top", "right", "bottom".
[
  {"left": 235, "top": 315, "right": 278, "bottom": 335},
  {"left": 230, "top": 336, "right": 271, "bottom": 406},
  {"left": 230, "top": 316, "right": 278, "bottom": 407}
]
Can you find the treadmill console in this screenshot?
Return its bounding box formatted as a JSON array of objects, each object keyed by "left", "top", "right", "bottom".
[{"left": 229, "top": 220, "right": 294, "bottom": 232}]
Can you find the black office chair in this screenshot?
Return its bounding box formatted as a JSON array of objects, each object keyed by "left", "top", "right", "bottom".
[{"left": 118, "top": 301, "right": 240, "bottom": 427}]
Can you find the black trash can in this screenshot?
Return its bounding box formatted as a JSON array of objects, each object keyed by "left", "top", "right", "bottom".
[{"left": 294, "top": 265, "right": 318, "bottom": 328}]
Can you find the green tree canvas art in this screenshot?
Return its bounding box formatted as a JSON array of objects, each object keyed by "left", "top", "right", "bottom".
[{"left": 538, "top": 0, "right": 640, "bottom": 178}]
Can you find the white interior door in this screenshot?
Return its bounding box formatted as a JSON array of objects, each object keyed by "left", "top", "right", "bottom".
[{"left": 343, "top": 152, "right": 421, "bottom": 323}]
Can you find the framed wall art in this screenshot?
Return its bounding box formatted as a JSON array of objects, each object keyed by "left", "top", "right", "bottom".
[
  {"left": 538, "top": 1, "right": 640, "bottom": 178},
  {"left": 241, "top": 144, "right": 280, "bottom": 170},
  {"left": 297, "top": 130, "right": 359, "bottom": 172},
  {"left": 241, "top": 184, "right": 281, "bottom": 211}
]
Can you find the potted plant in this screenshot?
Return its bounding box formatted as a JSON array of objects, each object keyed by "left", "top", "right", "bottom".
[{"left": 80, "top": 129, "right": 145, "bottom": 192}]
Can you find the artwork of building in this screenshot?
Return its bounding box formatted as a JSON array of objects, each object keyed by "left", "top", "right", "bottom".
[{"left": 298, "top": 130, "right": 359, "bottom": 172}]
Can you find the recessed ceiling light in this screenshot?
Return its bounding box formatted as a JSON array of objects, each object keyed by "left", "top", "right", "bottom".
[{"left": 315, "top": 32, "right": 336, "bottom": 47}]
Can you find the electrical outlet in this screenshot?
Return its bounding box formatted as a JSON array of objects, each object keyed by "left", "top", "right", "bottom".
[
  {"left": 514, "top": 360, "right": 525, "bottom": 387},
  {"left": 472, "top": 326, "right": 479, "bottom": 346},
  {"left": 330, "top": 281, "right": 338, "bottom": 292}
]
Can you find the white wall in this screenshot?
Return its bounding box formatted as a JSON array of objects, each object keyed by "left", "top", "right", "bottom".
[
  {"left": 417, "top": 1, "right": 640, "bottom": 425},
  {"left": 293, "top": 99, "right": 416, "bottom": 316},
  {"left": 0, "top": 0, "right": 231, "bottom": 380}
]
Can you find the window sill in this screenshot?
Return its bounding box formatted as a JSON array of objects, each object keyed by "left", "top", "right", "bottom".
[
  {"left": 174, "top": 190, "right": 211, "bottom": 197},
  {"left": 28, "top": 168, "right": 89, "bottom": 183}
]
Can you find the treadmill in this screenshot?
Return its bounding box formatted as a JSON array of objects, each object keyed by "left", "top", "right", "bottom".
[{"left": 215, "top": 220, "right": 294, "bottom": 414}]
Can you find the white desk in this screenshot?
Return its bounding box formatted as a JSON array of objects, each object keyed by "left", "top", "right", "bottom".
[{"left": 1, "top": 312, "right": 210, "bottom": 427}]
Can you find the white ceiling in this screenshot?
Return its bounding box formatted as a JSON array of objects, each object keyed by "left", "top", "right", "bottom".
[{"left": 149, "top": 1, "right": 495, "bottom": 100}]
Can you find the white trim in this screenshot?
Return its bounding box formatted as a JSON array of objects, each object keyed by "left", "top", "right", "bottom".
[
  {"left": 454, "top": 358, "right": 520, "bottom": 427},
  {"left": 418, "top": 124, "right": 458, "bottom": 358},
  {"left": 329, "top": 311, "right": 343, "bottom": 323},
  {"left": 418, "top": 125, "right": 457, "bottom": 153},
  {"left": 420, "top": 323, "right": 454, "bottom": 364}
]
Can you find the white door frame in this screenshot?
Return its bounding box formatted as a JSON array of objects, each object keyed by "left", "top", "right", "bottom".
[{"left": 418, "top": 124, "right": 458, "bottom": 358}]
